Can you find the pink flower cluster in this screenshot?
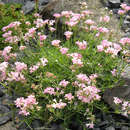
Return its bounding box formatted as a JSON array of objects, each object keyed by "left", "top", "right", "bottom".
[
  {"left": 40, "top": 58, "right": 48, "bottom": 66},
  {"left": 85, "top": 19, "right": 95, "bottom": 25},
  {"left": 68, "top": 53, "right": 83, "bottom": 67},
  {"left": 64, "top": 12, "right": 81, "bottom": 27},
  {"left": 113, "top": 97, "right": 130, "bottom": 117},
  {"left": 100, "top": 15, "right": 110, "bottom": 23},
  {"left": 76, "top": 86, "right": 101, "bottom": 103},
  {"left": 64, "top": 93, "right": 74, "bottom": 101},
  {"left": 119, "top": 37, "right": 130, "bottom": 46},
  {"left": 2, "top": 46, "right": 16, "bottom": 61},
  {"left": 29, "top": 62, "right": 40, "bottom": 73},
  {"left": 30, "top": 57, "right": 48, "bottom": 73},
  {"left": 75, "top": 40, "right": 87, "bottom": 50},
  {"left": 97, "top": 40, "right": 122, "bottom": 56},
  {"left": 60, "top": 47, "right": 69, "bottom": 55},
  {"left": 15, "top": 62, "right": 27, "bottom": 72},
  {"left": 24, "top": 27, "right": 36, "bottom": 41},
  {"left": 15, "top": 95, "right": 38, "bottom": 116},
  {"left": 7, "top": 71, "right": 26, "bottom": 82},
  {"left": 0, "top": 62, "right": 8, "bottom": 81},
  {"left": 64, "top": 31, "right": 73, "bottom": 40},
  {"left": 49, "top": 100, "right": 67, "bottom": 109},
  {"left": 2, "top": 21, "right": 21, "bottom": 32},
  {"left": 111, "top": 69, "right": 117, "bottom": 76},
  {"left": 118, "top": 3, "right": 130, "bottom": 15},
  {"left": 76, "top": 73, "right": 91, "bottom": 84},
  {"left": 51, "top": 40, "right": 61, "bottom": 47},
  {"left": 59, "top": 79, "right": 69, "bottom": 87},
  {"left": 2, "top": 30, "right": 20, "bottom": 44},
  {"left": 34, "top": 18, "right": 48, "bottom": 28},
  {"left": 43, "top": 87, "right": 56, "bottom": 95}
]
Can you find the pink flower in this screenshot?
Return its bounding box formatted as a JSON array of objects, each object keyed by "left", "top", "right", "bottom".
[
  {"left": 40, "top": 58, "right": 48, "bottom": 66},
  {"left": 100, "top": 16, "right": 110, "bottom": 23},
  {"left": 15, "top": 95, "right": 38, "bottom": 116},
  {"left": 98, "top": 27, "right": 109, "bottom": 33},
  {"left": 101, "top": 40, "right": 112, "bottom": 48},
  {"left": 43, "top": 87, "right": 56, "bottom": 95},
  {"left": 76, "top": 40, "right": 87, "bottom": 50},
  {"left": 25, "top": 21, "right": 31, "bottom": 26},
  {"left": 86, "top": 123, "right": 94, "bottom": 128},
  {"left": 64, "top": 31, "right": 73, "bottom": 40},
  {"left": 118, "top": 9, "right": 126, "bottom": 15},
  {"left": 72, "top": 58, "right": 83, "bottom": 67},
  {"left": 113, "top": 97, "right": 122, "bottom": 104},
  {"left": 19, "top": 46, "right": 26, "bottom": 50},
  {"left": 51, "top": 102, "right": 67, "bottom": 109},
  {"left": 90, "top": 26, "right": 98, "bottom": 31},
  {"left": 111, "top": 69, "right": 117, "bottom": 76},
  {"left": 97, "top": 45, "right": 104, "bottom": 52},
  {"left": 61, "top": 11, "right": 72, "bottom": 18},
  {"left": 34, "top": 13, "right": 40, "bottom": 18},
  {"left": 49, "top": 27, "right": 56, "bottom": 32},
  {"left": 85, "top": 19, "right": 95, "bottom": 25},
  {"left": 120, "top": 37, "right": 130, "bottom": 45},
  {"left": 60, "top": 47, "right": 69, "bottom": 54},
  {"left": 64, "top": 93, "right": 74, "bottom": 101},
  {"left": 29, "top": 62, "right": 40, "bottom": 73},
  {"left": 51, "top": 40, "right": 61, "bottom": 47},
  {"left": 76, "top": 73, "right": 90, "bottom": 83},
  {"left": 59, "top": 80, "right": 69, "bottom": 87},
  {"left": 15, "top": 62, "right": 27, "bottom": 72},
  {"left": 7, "top": 71, "right": 25, "bottom": 82},
  {"left": 39, "top": 35, "right": 47, "bottom": 41},
  {"left": 53, "top": 13, "right": 61, "bottom": 18},
  {"left": 65, "top": 21, "right": 78, "bottom": 27}
]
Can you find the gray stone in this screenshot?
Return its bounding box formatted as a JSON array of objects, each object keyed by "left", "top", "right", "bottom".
[
  {"left": 0, "top": 90, "right": 4, "bottom": 97},
  {"left": 121, "top": 126, "right": 129, "bottom": 130},
  {"left": 105, "top": 126, "right": 115, "bottom": 130},
  {"left": 123, "top": 0, "right": 130, "bottom": 4},
  {"left": 103, "top": 65, "right": 130, "bottom": 119},
  {"left": 22, "top": 0, "right": 50, "bottom": 14},
  {"left": 108, "top": 0, "right": 121, "bottom": 8},
  {"left": 22, "top": 1, "right": 35, "bottom": 14},
  {"left": 0, "top": 105, "right": 11, "bottom": 125},
  {"left": 93, "top": 128, "right": 100, "bottom": 130},
  {"left": 1, "top": 0, "right": 27, "bottom": 4}
]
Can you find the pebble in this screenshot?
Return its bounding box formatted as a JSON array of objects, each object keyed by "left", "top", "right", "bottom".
[
  {"left": 105, "top": 126, "right": 115, "bottom": 130},
  {"left": 121, "top": 126, "right": 129, "bottom": 130}
]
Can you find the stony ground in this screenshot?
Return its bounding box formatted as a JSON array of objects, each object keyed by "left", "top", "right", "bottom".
[{"left": 0, "top": 0, "right": 125, "bottom": 129}]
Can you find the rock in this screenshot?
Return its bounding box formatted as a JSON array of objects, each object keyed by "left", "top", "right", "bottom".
[
  {"left": 17, "top": 122, "right": 30, "bottom": 130},
  {"left": 123, "top": 0, "right": 130, "bottom": 4},
  {"left": 105, "top": 126, "right": 115, "bottom": 130},
  {"left": 22, "top": 1, "right": 35, "bottom": 14},
  {"left": 121, "top": 126, "right": 129, "bottom": 130},
  {"left": 108, "top": 0, "right": 121, "bottom": 8},
  {"left": 31, "top": 119, "right": 43, "bottom": 129},
  {"left": 0, "top": 90, "right": 4, "bottom": 97},
  {"left": 98, "top": 120, "right": 109, "bottom": 127},
  {"left": 0, "top": 105, "right": 11, "bottom": 125},
  {"left": 103, "top": 65, "right": 130, "bottom": 119},
  {"left": 0, "top": 85, "right": 4, "bottom": 97},
  {"left": 0, "top": 0, "right": 4, "bottom": 5},
  {"left": 123, "top": 32, "right": 130, "bottom": 37},
  {"left": 93, "top": 128, "right": 100, "bottom": 130},
  {"left": 1, "top": 0, "right": 27, "bottom": 4},
  {"left": 22, "top": 0, "right": 50, "bottom": 14}
]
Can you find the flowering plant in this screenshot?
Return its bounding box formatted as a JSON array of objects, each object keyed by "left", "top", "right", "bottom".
[{"left": 0, "top": 2, "right": 130, "bottom": 129}]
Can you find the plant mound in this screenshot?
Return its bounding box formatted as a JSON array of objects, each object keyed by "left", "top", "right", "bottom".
[{"left": 0, "top": 2, "right": 130, "bottom": 129}]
